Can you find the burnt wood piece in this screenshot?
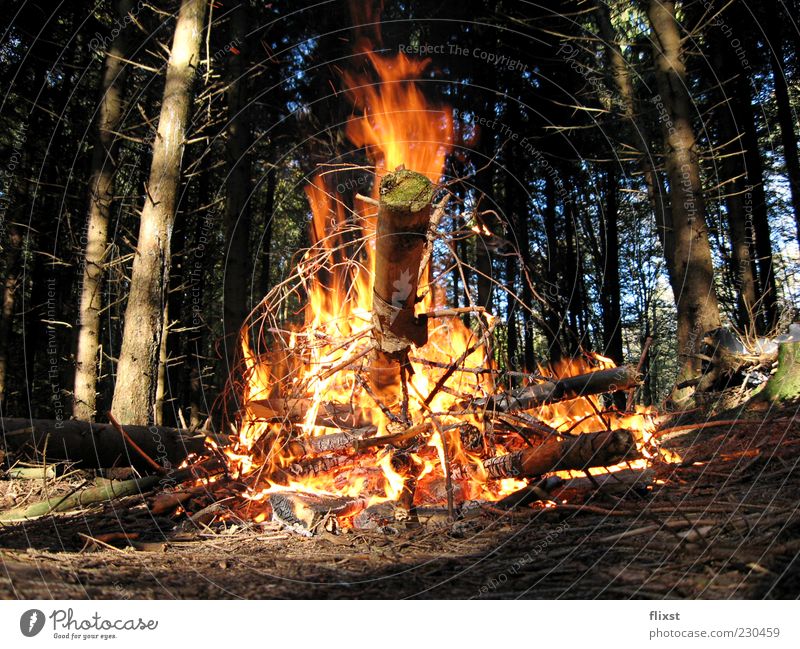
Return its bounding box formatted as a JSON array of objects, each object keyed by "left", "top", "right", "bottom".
[
  {"left": 248, "top": 398, "right": 375, "bottom": 430},
  {"left": 474, "top": 365, "right": 640, "bottom": 412},
  {"left": 0, "top": 417, "right": 214, "bottom": 472},
  {"left": 370, "top": 169, "right": 435, "bottom": 395},
  {"left": 285, "top": 427, "right": 374, "bottom": 457},
  {"left": 269, "top": 491, "right": 367, "bottom": 535}
]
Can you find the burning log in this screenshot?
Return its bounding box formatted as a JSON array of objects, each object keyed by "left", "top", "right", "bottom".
[
  {"left": 456, "top": 429, "right": 638, "bottom": 481},
  {"left": 474, "top": 365, "right": 640, "bottom": 412},
  {"left": 369, "top": 169, "right": 436, "bottom": 394},
  {"left": 0, "top": 417, "right": 213, "bottom": 471}
]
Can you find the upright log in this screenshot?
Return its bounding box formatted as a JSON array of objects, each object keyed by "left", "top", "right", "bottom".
[
  {"left": 369, "top": 169, "right": 435, "bottom": 397},
  {"left": 758, "top": 342, "right": 800, "bottom": 402}
]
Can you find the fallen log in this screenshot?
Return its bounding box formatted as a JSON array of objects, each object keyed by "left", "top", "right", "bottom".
[
  {"left": 0, "top": 418, "right": 214, "bottom": 471},
  {"left": 0, "top": 459, "right": 224, "bottom": 521},
  {"left": 473, "top": 365, "right": 640, "bottom": 412},
  {"left": 452, "top": 429, "right": 638, "bottom": 481},
  {"left": 369, "top": 169, "right": 435, "bottom": 395}
]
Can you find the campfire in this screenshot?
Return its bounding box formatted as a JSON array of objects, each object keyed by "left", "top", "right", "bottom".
[{"left": 213, "top": 36, "right": 672, "bottom": 535}]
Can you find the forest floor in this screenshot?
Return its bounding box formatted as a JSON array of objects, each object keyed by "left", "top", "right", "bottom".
[{"left": 1, "top": 410, "right": 799, "bottom": 599}]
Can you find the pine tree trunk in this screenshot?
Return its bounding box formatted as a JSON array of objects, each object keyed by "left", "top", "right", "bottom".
[
  {"left": 258, "top": 166, "right": 276, "bottom": 298},
  {"left": 724, "top": 8, "right": 779, "bottom": 331},
  {"left": 0, "top": 222, "right": 24, "bottom": 406},
  {"left": 73, "top": 0, "right": 133, "bottom": 421},
  {"left": 767, "top": 21, "right": 800, "bottom": 246},
  {"left": 543, "top": 173, "right": 563, "bottom": 364},
  {"left": 595, "top": 0, "right": 675, "bottom": 288},
  {"left": 708, "top": 31, "right": 759, "bottom": 332},
  {"left": 647, "top": 0, "right": 721, "bottom": 390},
  {"left": 222, "top": 0, "right": 253, "bottom": 381},
  {"left": 600, "top": 166, "right": 623, "bottom": 365},
  {"left": 111, "top": 0, "right": 206, "bottom": 425}
]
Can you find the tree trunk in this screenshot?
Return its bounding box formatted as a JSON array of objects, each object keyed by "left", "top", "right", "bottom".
[
  {"left": 222, "top": 0, "right": 253, "bottom": 384},
  {"left": 0, "top": 221, "right": 24, "bottom": 407},
  {"left": 73, "top": 0, "right": 133, "bottom": 421},
  {"left": 738, "top": 79, "right": 779, "bottom": 333},
  {"left": 647, "top": 0, "right": 721, "bottom": 391},
  {"left": 600, "top": 166, "right": 624, "bottom": 365},
  {"left": 766, "top": 20, "right": 800, "bottom": 246},
  {"left": 723, "top": 5, "right": 779, "bottom": 331},
  {"left": 595, "top": 0, "right": 676, "bottom": 287},
  {"left": 543, "top": 173, "right": 563, "bottom": 364},
  {"left": 707, "top": 31, "right": 759, "bottom": 333},
  {"left": 111, "top": 0, "right": 206, "bottom": 425},
  {"left": 258, "top": 166, "right": 277, "bottom": 298}
]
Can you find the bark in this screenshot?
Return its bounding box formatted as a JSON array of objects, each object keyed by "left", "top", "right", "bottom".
[
  {"left": 111, "top": 0, "right": 206, "bottom": 424},
  {"left": 0, "top": 417, "right": 211, "bottom": 471},
  {"left": 647, "top": 0, "right": 721, "bottom": 389},
  {"left": 222, "top": 0, "right": 253, "bottom": 381},
  {"left": 369, "top": 169, "right": 434, "bottom": 397},
  {"left": 73, "top": 0, "right": 133, "bottom": 421},
  {"left": 474, "top": 364, "right": 640, "bottom": 412}
]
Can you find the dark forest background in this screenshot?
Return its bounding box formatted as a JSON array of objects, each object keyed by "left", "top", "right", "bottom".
[{"left": 0, "top": 0, "right": 798, "bottom": 428}]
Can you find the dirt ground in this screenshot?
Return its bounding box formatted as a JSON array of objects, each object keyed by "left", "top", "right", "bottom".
[{"left": 1, "top": 413, "right": 799, "bottom": 599}]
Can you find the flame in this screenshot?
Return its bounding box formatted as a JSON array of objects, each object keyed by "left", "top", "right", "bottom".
[{"left": 219, "top": 26, "right": 669, "bottom": 524}]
